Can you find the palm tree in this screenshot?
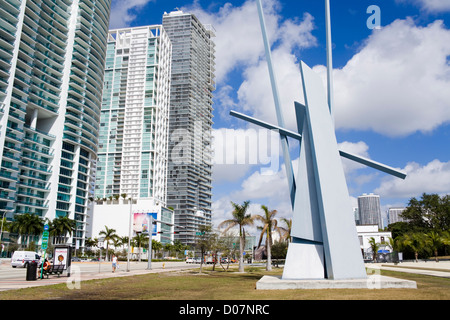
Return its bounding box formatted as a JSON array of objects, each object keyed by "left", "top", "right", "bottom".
[
  {"left": 219, "top": 200, "right": 254, "bottom": 272},
  {"left": 10, "top": 213, "right": 44, "bottom": 248},
  {"left": 133, "top": 233, "right": 148, "bottom": 262},
  {"left": 398, "top": 233, "right": 425, "bottom": 262},
  {"left": 49, "top": 216, "right": 76, "bottom": 244},
  {"left": 99, "top": 226, "right": 118, "bottom": 261},
  {"left": 425, "top": 231, "right": 443, "bottom": 262},
  {"left": 152, "top": 240, "right": 163, "bottom": 259},
  {"left": 85, "top": 237, "right": 97, "bottom": 249},
  {"left": 195, "top": 224, "right": 213, "bottom": 273},
  {"left": 278, "top": 218, "right": 292, "bottom": 244},
  {"left": 255, "top": 205, "right": 278, "bottom": 271},
  {"left": 121, "top": 236, "right": 130, "bottom": 253},
  {"left": 368, "top": 237, "right": 380, "bottom": 262},
  {"left": 112, "top": 237, "right": 122, "bottom": 256}
]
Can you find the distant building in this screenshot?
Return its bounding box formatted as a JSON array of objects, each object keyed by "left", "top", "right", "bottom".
[
  {"left": 358, "top": 193, "right": 382, "bottom": 229},
  {"left": 387, "top": 207, "right": 408, "bottom": 225},
  {"left": 163, "top": 10, "right": 216, "bottom": 246},
  {"left": 94, "top": 25, "right": 172, "bottom": 203},
  {"left": 89, "top": 198, "right": 174, "bottom": 245},
  {"left": 356, "top": 225, "right": 392, "bottom": 261},
  {"left": 89, "top": 25, "right": 173, "bottom": 245},
  {"left": 353, "top": 207, "right": 360, "bottom": 225}
]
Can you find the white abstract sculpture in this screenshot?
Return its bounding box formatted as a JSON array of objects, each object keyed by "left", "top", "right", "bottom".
[{"left": 230, "top": 0, "right": 406, "bottom": 280}]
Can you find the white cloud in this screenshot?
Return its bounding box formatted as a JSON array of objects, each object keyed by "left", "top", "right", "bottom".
[
  {"left": 374, "top": 159, "right": 450, "bottom": 198},
  {"left": 182, "top": 0, "right": 280, "bottom": 83},
  {"left": 338, "top": 141, "right": 371, "bottom": 174},
  {"left": 109, "top": 0, "right": 155, "bottom": 29},
  {"left": 237, "top": 48, "right": 305, "bottom": 131},
  {"left": 183, "top": 0, "right": 316, "bottom": 111},
  {"left": 319, "top": 18, "right": 450, "bottom": 137},
  {"left": 397, "top": 0, "right": 450, "bottom": 12},
  {"left": 211, "top": 140, "right": 388, "bottom": 235}
]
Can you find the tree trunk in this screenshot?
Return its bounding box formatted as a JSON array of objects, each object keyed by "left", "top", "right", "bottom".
[
  {"left": 266, "top": 237, "right": 272, "bottom": 271},
  {"left": 199, "top": 249, "right": 204, "bottom": 273},
  {"left": 239, "top": 235, "right": 244, "bottom": 272}
]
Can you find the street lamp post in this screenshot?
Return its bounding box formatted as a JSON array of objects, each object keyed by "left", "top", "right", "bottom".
[
  {"left": 127, "top": 197, "right": 133, "bottom": 272},
  {"left": 147, "top": 215, "right": 153, "bottom": 270}
]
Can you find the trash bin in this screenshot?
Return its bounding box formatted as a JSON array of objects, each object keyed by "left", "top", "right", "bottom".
[{"left": 26, "top": 261, "right": 37, "bottom": 281}]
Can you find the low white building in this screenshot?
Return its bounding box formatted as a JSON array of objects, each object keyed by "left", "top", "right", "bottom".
[
  {"left": 356, "top": 225, "right": 392, "bottom": 260},
  {"left": 87, "top": 198, "right": 174, "bottom": 245}
]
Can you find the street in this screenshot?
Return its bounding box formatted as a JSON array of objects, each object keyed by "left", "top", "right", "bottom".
[{"left": 0, "top": 259, "right": 199, "bottom": 291}]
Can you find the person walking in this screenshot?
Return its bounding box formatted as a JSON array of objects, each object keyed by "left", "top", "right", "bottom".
[{"left": 112, "top": 254, "right": 117, "bottom": 273}]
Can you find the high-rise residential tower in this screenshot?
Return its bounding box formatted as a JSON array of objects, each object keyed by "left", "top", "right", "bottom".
[
  {"left": 162, "top": 10, "right": 215, "bottom": 246},
  {"left": 90, "top": 26, "right": 174, "bottom": 245},
  {"left": 94, "top": 26, "right": 171, "bottom": 204},
  {"left": 0, "top": 0, "right": 111, "bottom": 250},
  {"left": 387, "top": 207, "right": 408, "bottom": 225},
  {"left": 357, "top": 193, "right": 382, "bottom": 229}
]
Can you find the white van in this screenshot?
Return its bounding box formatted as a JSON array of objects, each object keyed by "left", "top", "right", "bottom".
[{"left": 11, "top": 251, "right": 41, "bottom": 268}]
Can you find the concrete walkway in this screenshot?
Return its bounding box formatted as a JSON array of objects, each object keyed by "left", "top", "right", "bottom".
[
  {"left": 0, "top": 261, "right": 199, "bottom": 292},
  {"left": 256, "top": 261, "right": 450, "bottom": 290},
  {"left": 366, "top": 260, "right": 450, "bottom": 279}
]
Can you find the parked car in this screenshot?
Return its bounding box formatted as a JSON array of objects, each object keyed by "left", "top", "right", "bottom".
[
  {"left": 193, "top": 258, "right": 201, "bottom": 264},
  {"left": 185, "top": 258, "right": 194, "bottom": 263},
  {"left": 11, "top": 251, "right": 41, "bottom": 268}
]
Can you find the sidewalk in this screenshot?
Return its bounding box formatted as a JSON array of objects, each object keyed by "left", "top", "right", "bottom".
[
  {"left": 366, "top": 260, "right": 450, "bottom": 279},
  {"left": 0, "top": 261, "right": 199, "bottom": 291}
]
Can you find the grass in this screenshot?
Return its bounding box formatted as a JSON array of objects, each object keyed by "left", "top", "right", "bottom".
[{"left": 0, "top": 266, "right": 449, "bottom": 300}]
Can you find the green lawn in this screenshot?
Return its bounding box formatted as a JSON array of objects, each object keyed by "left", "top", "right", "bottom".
[{"left": 1, "top": 266, "right": 449, "bottom": 300}]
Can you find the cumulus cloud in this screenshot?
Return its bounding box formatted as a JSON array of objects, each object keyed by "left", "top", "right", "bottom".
[
  {"left": 318, "top": 18, "right": 450, "bottom": 137},
  {"left": 211, "top": 139, "right": 372, "bottom": 225},
  {"left": 200, "top": 4, "right": 450, "bottom": 139},
  {"left": 183, "top": 0, "right": 316, "bottom": 127},
  {"left": 237, "top": 48, "right": 305, "bottom": 131},
  {"left": 109, "top": 0, "right": 155, "bottom": 29},
  {"left": 338, "top": 141, "right": 371, "bottom": 174},
  {"left": 183, "top": 0, "right": 280, "bottom": 83},
  {"left": 397, "top": 0, "right": 450, "bottom": 12},
  {"left": 374, "top": 159, "right": 450, "bottom": 198}
]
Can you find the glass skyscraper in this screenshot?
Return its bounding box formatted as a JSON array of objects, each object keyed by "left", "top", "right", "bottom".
[
  {"left": 163, "top": 10, "right": 215, "bottom": 246},
  {"left": 0, "top": 0, "right": 111, "bottom": 250},
  {"left": 94, "top": 26, "right": 172, "bottom": 205}
]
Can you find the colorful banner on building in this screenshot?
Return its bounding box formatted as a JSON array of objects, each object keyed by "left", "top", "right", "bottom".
[{"left": 133, "top": 212, "right": 157, "bottom": 235}]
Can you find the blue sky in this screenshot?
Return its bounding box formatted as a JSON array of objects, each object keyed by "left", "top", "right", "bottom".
[{"left": 110, "top": 0, "right": 450, "bottom": 233}]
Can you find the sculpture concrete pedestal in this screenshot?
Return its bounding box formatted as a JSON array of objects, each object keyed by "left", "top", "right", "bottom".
[{"left": 256, "top": 275, "right": 418, "bottom": 290}]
